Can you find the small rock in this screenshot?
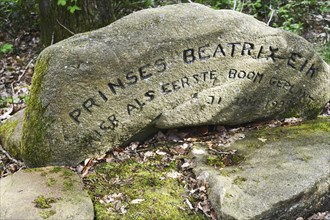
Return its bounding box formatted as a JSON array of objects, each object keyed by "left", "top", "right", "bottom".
[
  {"left": 0, "top": 166, "right": 94, "bottom": 220},
  {"left": 193, "top": 117, "right": 330, "bottom": 219}
]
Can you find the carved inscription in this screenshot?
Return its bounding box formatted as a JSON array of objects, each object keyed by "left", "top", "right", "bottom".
[
  {"left": 68, "top": 40, "right": 321, "bottom": 142},
  {"left": 228, "top": 69, "right": 264, "bottom": 83},
  {"left": 183, "top": 42, "right": 318, "bottom": 79},
  {"left": 126, "top": 90, "right": 155, "bottom": 116},
  {"left": 207, "top": 96, "right": 222, "bottom": 105},
  {"left": 161, "top": 70, "right": 217, "bottom": 95}
]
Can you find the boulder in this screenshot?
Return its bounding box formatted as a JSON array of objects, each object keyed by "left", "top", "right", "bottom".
[
  {"left": 192, "top": 117, "right": 330, "bottom": 219},
  {"left": 0, "top": 109, "right": 24, "bottom": 159},
  {"left": 0, "top": 166, "right": 94, "bottom": 220},
  {"left": 22, "top": 3, "right": 330, "bottom": 166}
]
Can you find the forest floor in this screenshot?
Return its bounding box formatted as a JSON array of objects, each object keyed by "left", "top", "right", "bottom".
[{"left": 0, "top": 14, "right": 329, "bottom": 220}]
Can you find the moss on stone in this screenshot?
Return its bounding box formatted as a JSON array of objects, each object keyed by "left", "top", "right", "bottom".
[
  {"left": 296, "top": 152, "right": 312, "bottom": 162},
  {"left": 206, "top": 153, "right": 245, "bottom": 168},
  {"left": 40, "top": 171, "right": 48, "bottom": 176},
  {"left": 39, "top": 210, "right": 56, "bottom": 219},
  {"left": 49, "top": 166, "right": 62, "bottom": 173},
  {"left": 46, "top": 177, "right": 56, "bottom": 187},
  {"left": 60, "top": 169, "right": 74, "bottom": 178},
  {"left": 242, "top": 117, "right": 330, "bottom": 147},
  {"left": 233, "top": 176, "right": 247, "bottom": 185},
  {"left": 21, "top": 53, "right": 51, "bottom": 167},
  {"left": 0, "top": 119, "right": 20, "bottom": 158},
  {"left": 23, "top": 168, "right": 39, "bottom": 173},
  {"left": 85, "top": 157, "right": 206, "bottom": 220},
  {"left": 281, "top": 100, "right": 324, "bottom": 120},
  {"left": 293, "top": 117, "right": 330, "bottom": 132},
  {"left": 33, "top": 195, "right": 57, "bottom": 209},
  {"left": 207, "top": 156, "right": 225, "bottom": 167},
  {"left": 62, "top": 180, "right": 74, "bottom": 191}
]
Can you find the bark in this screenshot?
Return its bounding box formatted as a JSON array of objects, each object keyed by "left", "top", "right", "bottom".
[{"left": 38, "top": 0, "right": 152, "bottom": 46}]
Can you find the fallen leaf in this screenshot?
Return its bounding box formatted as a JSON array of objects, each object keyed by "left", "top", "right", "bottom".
[
  {"left": 120, "top": 205, "right": 127, "bottom": 214},
  {"left": 144, "top": 151, "right": 154, "bottom": 157},
  {"left": 155, "top": 150, "right": 167, "bottom": 156},
  {"left": 185, "top": 198, "right": 194, "bottom": 210},
  {"left": 192, "top": 148, "right": 206, "bottom": 155},
  {"left": 166, "top": 170, "right": 182, "bottom": 179},
  {"left": 258, "top": 137, "right": 267, "bottom": 143},
  {"left": 181, "top": 162, "right": 191, "bottom": 169},
  {"left": 130, "top": 199, "right": 145, "bottom": 204}
]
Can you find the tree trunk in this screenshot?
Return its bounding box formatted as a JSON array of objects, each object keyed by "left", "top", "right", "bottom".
[{"left": 38, "top": 0, "right": 153, "bottom": 46}]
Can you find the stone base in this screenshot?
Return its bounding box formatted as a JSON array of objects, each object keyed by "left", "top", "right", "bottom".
[
  {"left": 0, "top": 167, "right": 94, "bottom": 220},
  {"left": 192, "top": 117, "right": 330, "bottom": 219}
]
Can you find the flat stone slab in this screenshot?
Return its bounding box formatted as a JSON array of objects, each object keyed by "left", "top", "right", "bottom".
[
  {"left": 192, "top": 117, "right": 330, "bottom": 219},
  {"left": 22, "top": 3, "right": 330, "bottom": 166},
  {"left": 0, "top": 167, "right": 94, "bottom": 220}
]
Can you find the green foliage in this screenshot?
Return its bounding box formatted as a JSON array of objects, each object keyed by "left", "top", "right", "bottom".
[
  {"left": 57, "top": 0, "right": 81, "bottom": 13},
  {"left": 0, "top": 43, "right": 14, "bottom": 54},
  {"left": 57, "top": 0, "right": 66, "bottom": 6},
  {"left": 67, "top": 4, "right": 81, "bottom": 13},
  {"left": 0, "top": 0, "right": 38, "bottom": 35},
  {"left": 0, "top": 94, "right": 29, "bottom": 108},
  {"left": 319, "top": 42, "right": 330, "bottom": 64},
  {"left": 157, "top": 0, "right": 329, "bottom": 36},
  {"left": 0, "top": 97, "right": 13, "bottom": 107}
]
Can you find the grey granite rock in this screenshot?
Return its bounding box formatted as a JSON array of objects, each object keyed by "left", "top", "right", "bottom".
[
  {"left": 21, "top": 3, "right": 330, "bottom": 166},
  {"left": 0, "top": 166, "right": 94, "bottom": 220},
  {"left": 192, "top": 117, "right": 330, "bottom": 219},
  {"left": 0, "top": 109, "right": 24, "bottom": 159}
]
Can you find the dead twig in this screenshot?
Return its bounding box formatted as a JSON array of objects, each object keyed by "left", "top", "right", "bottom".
[
  {"left": 267, "top": 5, "right": 275, "bottom": 26},
  {"left": 17, "top": 58, "right": 34, "bottom": 82},
  {"left": 208, "top": 147, "right": 235, "bottom": 155},
  {"left": 56, "top": 19, "right": 75, "bottom": 35},
  {"left": 51, "top": 32, "right": 55, "bottom": 45},
  {"left": 233, "top": 0, "right": 237, "bottom": 11},
  {"left": 0, "top": 144, "right": 25, "bottom": 166}
]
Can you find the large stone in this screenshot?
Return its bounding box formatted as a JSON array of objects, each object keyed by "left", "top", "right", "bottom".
[
  {"left": 192, "top": 117, "right": 330, "bottom": 219},
  {"left": 22, "top": 3, "right": 330, "bottom": 167},
  {"left": 0, "top": 166, "right": 94, "bottom": 220},
  {"left": 0, "top": 109, "right": 24, "bottom": 159}
]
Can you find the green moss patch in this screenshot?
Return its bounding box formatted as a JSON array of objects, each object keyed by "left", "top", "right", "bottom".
[
  {"left": 39, "top": 210, "right": 56, "bottom": 219},
  {"left": 0, "top": 119, "right": 20, "bottom": 158},
  {"left": 254, "top": 117, "right": 330, "bottom": 141},
  {"left": 206, "top": 153, "right": 245, "bottom": 168},
  {"left": 62, "top": 180, "right": 75, "bottom": 191},
  {"left": 49, "top": 167, "right": 62, "bottom": 173},
  {"left": 33, "top": 195, "right": 58, "bottom": 209},
  {"left": 233, "top": 176, "right": 247, "bottom": 186},
  {"left": 0, "top": 119, "right": 18, "bottom": 142},
  {"left": 21, "top": 53, "right": 52, "bottom": 167},
  {"left": 47, "top": 177, "right": 56, "bottom": 187},
  {"left": 84, "top": 157, "right": 206, "bottom": 220}
]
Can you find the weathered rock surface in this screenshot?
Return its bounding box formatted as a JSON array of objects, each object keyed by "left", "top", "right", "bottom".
[
  {"left": 192, "top": 117, "right": 330, "bottom": 220},
  {"left": 0, "top": 109, "right": 24, "bottom": 159},
  {"left": 0, "top": 166, "right": 94, "bottom": 220},
  {"left": 22, "top": 3, "right": 330, "bottom": 166}
]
